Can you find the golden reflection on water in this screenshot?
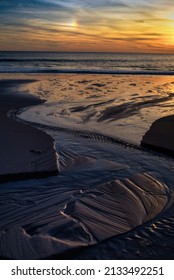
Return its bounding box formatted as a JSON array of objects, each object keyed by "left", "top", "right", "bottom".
[{"left": 3, "top": 74, "right": 174, "bottom": 145}]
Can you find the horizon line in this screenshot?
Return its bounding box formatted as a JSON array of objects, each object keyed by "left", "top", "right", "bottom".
[{"left": 0, "top": 50, "right": 174, "bottom": 55}]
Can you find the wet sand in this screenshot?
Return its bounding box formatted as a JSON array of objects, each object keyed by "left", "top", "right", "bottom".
[
  {"left": 19, "top": 74, "right": 174, "bottom": 145},
  {"left": 0, "top": 171, "right": 171, "bottom": 259},
  {"left": 0, "top": 75, "right": 174, "bottom": 260},
  {"left": 0, "top": 79, "right": 58, "bottom": 182}
]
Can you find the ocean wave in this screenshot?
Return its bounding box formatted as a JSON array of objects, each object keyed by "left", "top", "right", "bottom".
[
  {"left": 1, "top": 67, "right": 174, "bottom": 75},
  {"left": 0, "top": 52, "right": 174, "bottom": 75}
]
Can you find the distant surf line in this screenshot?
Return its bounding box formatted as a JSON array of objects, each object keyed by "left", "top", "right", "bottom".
[{"left": 2, "top": 69, "right": 174, "bottom": 75}]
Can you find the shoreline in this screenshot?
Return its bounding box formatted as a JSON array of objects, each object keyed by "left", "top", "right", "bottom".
[
  {"left": 1, "top": 75, "right": 174, "bottom": 181},
  {"left": 1, "top": 75, "right": 174, "bottom": 260},
  {"left": 0, "top": 79, "right": 59, "bottom": 183}
]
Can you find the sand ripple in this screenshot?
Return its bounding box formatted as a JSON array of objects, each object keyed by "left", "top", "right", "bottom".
[{"left": 0, "top": 173, "right": 170, "bottom": 259}]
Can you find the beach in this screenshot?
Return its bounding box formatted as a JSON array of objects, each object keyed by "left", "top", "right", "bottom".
[
  {"left": 17, "top": 74, "right": 174, "bottom": 145},
  {"left": 0, "top": 74, "right": 174, "bottom": 260},
  {"left": 0, "top": 79, "right": 58, "bottom": 182},
  {"left": 0, "top": 0, "right": 174, "bottom": 263}
]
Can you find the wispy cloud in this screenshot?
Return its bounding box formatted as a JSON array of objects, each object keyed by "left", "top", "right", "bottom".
[{"left": 0, "top": 0, "right": 174, "bottom": 52}]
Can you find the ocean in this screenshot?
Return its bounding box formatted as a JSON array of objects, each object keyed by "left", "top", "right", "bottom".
[
  {"left": 1, "top": 52, "right": 174, "bottom": 260},
  {"left": 0, "top": 51, "right": 174, "bottom": 74}
]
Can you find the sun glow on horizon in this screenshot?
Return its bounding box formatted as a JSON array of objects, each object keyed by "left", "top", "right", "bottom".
[{"left": 0, "top": 0, "right": 174, "bottom": 53}]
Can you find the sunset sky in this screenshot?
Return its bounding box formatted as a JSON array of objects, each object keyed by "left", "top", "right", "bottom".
[{"left": 0, "top": 0, "right": 174, "bottom": 53}]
